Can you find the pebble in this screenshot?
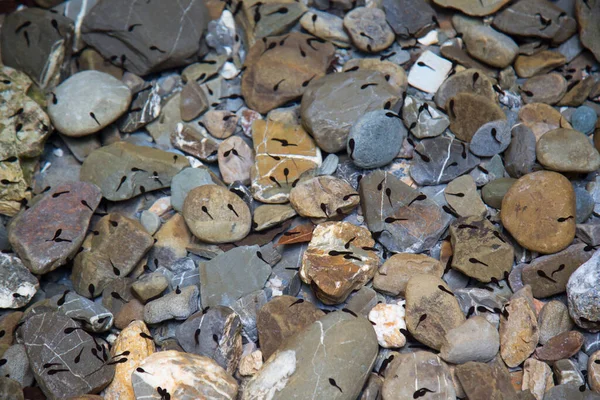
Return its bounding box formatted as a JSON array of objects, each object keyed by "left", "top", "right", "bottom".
[
  {"left": 373, "top": 253, "right": 443, "bottom": 297},
  {"left": 448, "top": 92, "right": 507, "bottom": 142},
  {"left": 405, "top": 274, "right": 465, "bottom": 350},
  {"left": 571, "top": 106, "right": 598, "bottom": 135},
  {"left": 360, "top": 170, "right": 452, "bottom": 253},
  {"left": 0, "top": 377, "right": 24, "bottom": 400},
  {"left": 456, "top": 360, "right": 519, "bottom": 399},
  {"left": 218, "top": 136, "right": 255, "bottom": 185},
  {"left": 444, "top": 175, "right": 487, "bottom": 217},
  {"left": 576, "top": 0, "right": 600, "bottom": 63},
  {"left": 402, "top": 95, "right": 449, "bottom": 139},
  {"left": 383, "top": 0, "right": 437, "bottom": 38},
  {"left": 301, "top": 70, "right": 400, "bottom": 153},
  {"left": 47, "top": 71, "right": 131, "bottom": 137},
  {"left": 131, "top": 272, "right": 169, "bottom": 303},
  {"left": 256, "top": 295, "right": 324, "bottom": 359},
  {"left": 433, "top": 0, "right": 508, "bottom": 16},
  {"left": 538, "top": 301, "right": 574, "bottom": 345},
  {"left": 536, "top": 128, "right": 600, "bottom": 173},
  {"left": 501, "top": 171, "right": 576, "bottom": 254},
  {"left": 0, "top": 344, "right": 33, "bottom": 387},
  {"left": 504, "top": 124, "right": 537, "bottom": 178},
  {"left": 131, "top": 350, "right": 238, "bottom": 400},
  {"left": 343, "top": 7, "right": 395, "bottom": 53},
  {"left": 535, "top": 330, "right": 584, "bottom": 361},
  {"left": 8, "top": 182, "right": 101, "bottom": 275},
  {"left": 514, "top": 50, "right": 567, "bottom": 78},
  {"left": 183, "top": 184, "right": 251, "bottom": 244},
  {"left": 201, "top": 110, "right": 239, "bottom": 139},
  {"left": 567, "top": 249, "right": 600, "bottom": 331},
  {"left": 499, "top": 289, "right": 539, "bottom": 367},
  {"left": 299, "top": 10, "right": 350, "bottom": 48},
  {"left": 518, "top": 102, "right": 572, "bottom": 141},
  {"left": 482, "top": 177, "right": 516, "bottom": 209},
  {"left": 382, "top": 351, "right": 456, "bottom": 399},
  {"left": 0, "top": 253, "right": 38, "bottom": 308},
  {"left": 522, "top": 358, "right": 554, "bottom": 400},
  {"left": 148, "top": 214, "right": 192, "bottom": 268},
  {"left": 144, "top": 285, "right": 199, "bottom": 324},
  {"left": 435, "top": 68, "right": 497, "bottom": 111},
  {"left": 199, "top": 245, "right": 272, "bottom": 307},
  {"left": 253, "top": 204, "right": 297, "bottom": 231},
  {"left": 242, "top": 311, "right": 377, "bottom": 400},
  {"left": 170, "top": 167, "right": 214, "bottom": 212},
  {"left": 300, "top": 221, "right": 379, "bottom": 304},
  {"left": 346, "top": 110, "right": 406, "bottom": 168},
  {"left": 289, "top": 176, "right": 359, "bottom": 221},
  {"left": 171, "top": 122, "right": 220, "bottom": 163},
  {"left": 180, "top": 80, "right": 208, "bottom": 122},
  {"left": 439, "top": 316, "right": 500, "bottom": 364},
  {"left": 368, "top": 302, "right": 407, "bottom": 349},
  {"left": 521, "top": 73, "right": 568, "bottom": 105},
  {"left": 344, "top": 58, "right": 408, "bottom": 94},
  {"left": 407, "top": 50, "right": 453, "bottom": 93}
]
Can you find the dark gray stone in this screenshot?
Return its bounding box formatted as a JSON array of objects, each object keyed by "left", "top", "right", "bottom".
[
  {"left": 505, "top": 124, "right": 537, "bottom": 178},
  {"left": 469, "top": 120, "right": 511, "bottom": 157}
]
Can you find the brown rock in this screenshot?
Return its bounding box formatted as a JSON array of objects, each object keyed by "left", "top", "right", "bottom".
[
  {"left": 518, "top": 102, "right": 572, "bottom": 140},
  {"left": 535, "top": 331, "right": 583, "bottom": 362},
  {"left": 241, "top": 32, "right": 335, "bottom": 114},
  {"left": 104, "top": 321, "right": 155, "bottom": 400},
  {"left": 343, "top": 7, "right": 395, "bottom": 53},
  {"left": 499, "top": 290, "right": 539, "bottom": 367},
  {"left": 183, "top": 185, "right": 252, "bottom": 244},
  {"left": 514, "top": 51, "right": 567, "bottom": 78},
  {"left": 300, "top": 221, "right": 379, "bottom": 304},
  {"left": 501, "top": 171, "right": 576, "bottom": 254},
  {"left": 456, "top": 360, "right": 519, "bottom": 400},
  {"left": 433, "top": 0, "right": 509, "bottom": 16},
  {"left": 521, "top": 243, "right": 592, "bottom": 298},
  {"left": 147, "top": 213, "right": 191, "bottom": 270},
  {"left": 537, "top": 300, "right": 574, "bottom": 345},
  {"left": 588, "top": 350, "right": 600, "bottom": 392},
  {"left": 8, "top": 182, "right": 101, "bottom": 275},
  {"left": 521, "top": 73, "right": 567, "bottom": 104},
  {"left": 576, "top": 0, "right": 600, "bottom": 64},
  {"left": 405, "top": 274, "right": 466, "bottom": 350},
  {"left": 289, "top": 176, "right": 359, "bottom": 222},
  {"left": 557, "top": 76, "right": 598, "bottom": 107},
  {"left": 250, "top": 119, "right": 321, "bottom": 203},
  {"left": 180, "top": 80, "right": 208, "bottom": 122},
  {"left": 218, "top": 136, "right": 255, "bottom": 185},
  {"left": 440, "top": 40, "right": 500, "bottom": 79},
  {"left": 0, "top": 312, "right": 23, "bottom": 357},
  {"left": 450, "top": 216, "right": 514, "bottom": 283},
  {"left": 521, "top": 358, "right": 554, "bottom": 400},
  {"left": 342, "top": 58, "right": 407, "bottom": 94},
  {"left": 435, "top": 68, "right": 497, "bottom": 111},
  {"left": 448, "top": 92, "right": 506, "bottom": 142},
  {"left": 253, "top": 204, "right": 297, "bottom": 232},
  {"left": 537, "top": 128, "right": 600, "bottom": 173},
  {"left": 171, "top": 123, "right": 219, "bottom": 163},
  {"left": 373, "top": 253, "right": 444, "bottom": 297},
  {"left": 114, "top": 298, "right": 145, "bottom": 330},
  {"left": 256, "top": 295, "right": 325, "bottom": 360},
  {"left": 444, "top": 175, "right": 487, "bottom": 217},
  {"left": 201, "top": 110, "right": 238, "bottom": 139}
]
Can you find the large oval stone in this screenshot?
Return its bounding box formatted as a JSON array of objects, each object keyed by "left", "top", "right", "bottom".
[
  {"left": 242, "top": 311, "right": 378, "bottom": 400},
  {"left": 501, "top": 171, "right": 576, "bottom": 254},
  {"left": 537, "top": 128, "right": 600, "bottom": 173}
]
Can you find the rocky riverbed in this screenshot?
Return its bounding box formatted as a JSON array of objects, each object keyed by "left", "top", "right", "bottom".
[{"left": 1, "top": 0, "right": 600, "bottom": 399}]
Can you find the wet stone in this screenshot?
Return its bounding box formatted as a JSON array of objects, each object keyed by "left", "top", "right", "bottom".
[
  {"left": 199, "top": 245, "right": 272, "bottom": 307},
  {"left": 537, "top": 128, "right": 600, "bottom": 173},
  {"left": 576, "top": 0, "right": 600, "bottom": 64},
  {"left": 47, "top": 71, "right": 131, "bottom": 137},
  {"left": 433, "top": 0, "right": 509, "bottom": 16},
  {"left": 82, "top": 0, "right": 210, "bottom": 76},
  {"left": 143, "top": 285, "right": 199, "bottom": 324},
  {"left": 382, "top": 351, "right": 456, "bottom": 399},
  {"left": 217, "top": 136, "right": 254, "bottom": 185},
  {"left": 72, "top": 213, "right": 153, "bottom": 298},
  {"left": 131, "top": 272, "right": 169, "bottom": 303},
  {"left": 435, "top": 68, "right": 497, "bottom": 111},
  {"left": 521, "top": 73, "right": 568, "bottom": 104},
  {"left": 241, "top": 32, "right": 335, "bottom": 114},
  {"left": 171, "top": 123, "right": 220, "bottom": 163},
  {"left": 253, "top": 204, "right": 296, "bottom": 231},
  {"left": 505, "top": 124, "right": 537, "bottom": 178},
  {"left": 402, "top": 95, "right": 449, "bottom": 139},
  {"left": 0, "top": 344, "right": 33, "bottom": 388},
  {"left": 448, "top": 92, "right": 507, "bottom": 142},
  {"left": 80, "top": 142, "right": 189, "bottom": 201},
  {"left": 450, "top": 216, "right": 514, "bottom": 283},
  {"left": 0, "top": 253, "right": 38, "bottom": 309},
  {"left": 256, "top": 295, "right": 324, "bottom": 359},
  {"left": 360, "top": 170, "right": 452, "bottom": 253},
  {"left": 201, "top": 110, "right": 239, "bottom": 139},
  {"left": 501, "top": 171, "right": 576, "bottom": 254},
  {"left": 341, "top": 58, "right": 408, "bottom": 94},
  {"left": 176, "top": 306, "right": 242, "bottom": 374},
  {"left": 553, "top": 359, "right": 584, "bottom": 386},
  {"left": 148, "top": 213, "right": 192, "bottom": 269},
  {"left": 179, "top": 80, "right": 208, "bottom": 122},
  {"left": 343, "top": 7, "right": 395, "bottom": 53},
  {"left": 251, "top": 119, "right": 321, "bottom": 203},
  {"left": 289, "top": 176, "right": 359, "bottom": 221},
  {"left": 405, "top": 274, "right": 466, "bottom": 350},
  {"left": 242, "top": 311, "right": 377, "bottom": 400},
  {"left": 131, "top": 350, "right": 238, "bottom": 400},
  {"left": 409, "top": 135, "right": 481, "bottom": 186},
  {"left": 521, "top": 243, "right": 592, "bottom": 298},
  {"left": 8, "top": 181, "right": 101, "bottom": 275},
  {"left": 493, "top": 0, "right": 577, "bottom": 44},
  {"left": 535, "top": 330, "right": 584, "bottom": 361},
  {"left": 538, "top": 301, "right": 574, "bottom": 345},
  {"left": 0, "top": 377, "right": 24, "bottom": 400},
  {"left": 300, "top": 221, "right": 379, "bottom": 304},
  {"left": 373, "top": 253, "right": 443, "bottom": 297},
  {"left": 347, "top": 109, "right": 406, "bottom": 168},
  {"left": 183, "top": 184, "right": 251, "bottom": 244},
  {"left": 522, "top": 358, "right": 554, "bottom": 400},
  {"left": 301, "top": 70, "right": 401, "bottom": 153},
  {"left": 21, "top": 312, "right": 115, "bottom": 400},
  {"left": 0, "top": 8, "right": 73, "bottom": 89},
  {"left": 444, "top": 175, "right": 487, "bottom": 217},
  {"left": 567, "top": 249, "right": 600, "bottom": 331}
]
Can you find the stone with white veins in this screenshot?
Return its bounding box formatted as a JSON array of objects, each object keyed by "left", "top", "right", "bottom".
[
  {"left": 402, "top": 95, "right": 450, "bottom": 139},
  {"left": 0, "top": 253, "right": 38, "bottom": 309},
  {"left": 368, "top": 302, "right": 406, "bottom": 348},
  {"left": 407, "top": 50, "right": 453, "bottom": 94},
  {"left": 47, "top": 71, "right": 131, "bottom": 137}
]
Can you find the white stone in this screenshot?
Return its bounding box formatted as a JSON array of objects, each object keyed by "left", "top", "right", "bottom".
[
  {"left": 368, "top": 302, "right": 406, "bottom": 348},
  {"left": 407, "top": 50, "right": 453, "bottom": 93},
  {"left": 418, "top": 30, "right": 439, "bottom": 45},
  {"left": 47, "top": 70, "right": 132, "bottom": 137},
  {"left": 239, "top": 350, "right": 263, "bottom": 376}
]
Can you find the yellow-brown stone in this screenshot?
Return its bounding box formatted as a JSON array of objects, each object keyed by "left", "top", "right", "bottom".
[
  {"left": 518, "top": 102, "right": 572, "bottom": 141},
  {"left": 448, "top": 92, "right": 506, "bottom": 142}
]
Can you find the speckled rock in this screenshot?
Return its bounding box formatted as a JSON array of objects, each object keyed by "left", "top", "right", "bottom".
[{"left": 499, "top": 289, "right": 539, "bottom": 367}]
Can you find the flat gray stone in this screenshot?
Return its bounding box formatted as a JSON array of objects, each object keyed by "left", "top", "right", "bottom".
[{"left": 170, "top": 167, "right": 214, "bottom": 212}]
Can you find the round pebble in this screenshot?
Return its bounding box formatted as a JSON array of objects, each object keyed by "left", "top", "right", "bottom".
[
  {"left": 570, "top": 105, "right": 598, "bottom": 135},
  {"left": 343, "top": 7, "right": 395, "bottom": 53},
  {"left": 347, "top": 109, "right": 406, "bottom": 169}
]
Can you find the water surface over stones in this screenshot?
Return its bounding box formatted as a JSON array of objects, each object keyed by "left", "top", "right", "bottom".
[
  {"left": 8, "top": 181, "right": 101, "bottom": 274},
  {"left": 242, "top": 311, "right": 377, "bottom": 400},
  {"left": 300, "top": 221, "right": 378, "bottom": 304},
  {"left": 82, "top": 0, "right": 210, "bottom": 76},
  {"left": 301, "top": 70, "right": 401, "bottom": 153},
  {"left": 80, "top": 142, "right": 189, "bottom": 201},
  {"left": 183, "top": 184, "right": 251, "bottom": 243},
  {"left": 242, "top": 32, "right": 335, "bottom": 114},
  {"left": 47, "top": 71, "right": 131, "bottom": 137},
  {"left": 360, "top": 170, "right": 452, "bottom": 253}
]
